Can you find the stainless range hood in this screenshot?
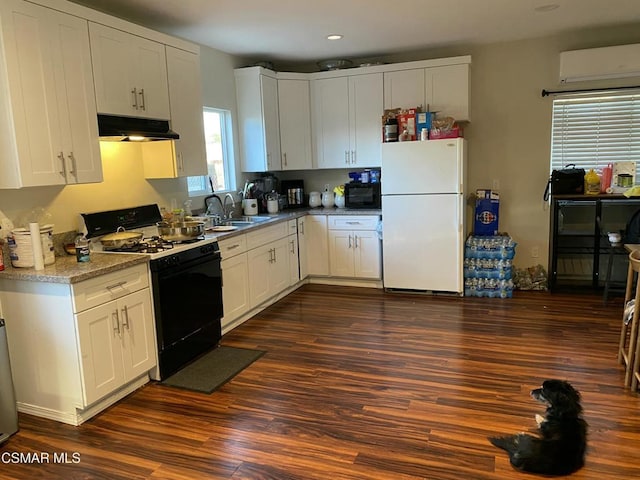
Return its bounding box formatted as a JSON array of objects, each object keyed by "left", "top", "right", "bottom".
[{"left": 97, "top": 114, "right": 180, "bottom": 141}]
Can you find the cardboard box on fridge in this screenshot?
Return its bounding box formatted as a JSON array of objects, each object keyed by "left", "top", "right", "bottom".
[
  {"left": 474, "top": 189, "right": 500, "bottom": 236},
  {"left": 397, "top": 113, "right": 416, "bottom": 140},
  {"left": 429, "top": 125, "right": 463, "bottom": 140},
  {"left": 415, "top": 111, "right": 433, "bottom": 136}
]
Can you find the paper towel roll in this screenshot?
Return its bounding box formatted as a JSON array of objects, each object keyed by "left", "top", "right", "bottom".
[{"left": 29, "top": 223, "right": 44, "bottom": 270}]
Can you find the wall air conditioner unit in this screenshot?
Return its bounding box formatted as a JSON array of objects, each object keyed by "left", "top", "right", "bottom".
[{"left": 559, "top": 44, "right": 640, "bottom": 83}]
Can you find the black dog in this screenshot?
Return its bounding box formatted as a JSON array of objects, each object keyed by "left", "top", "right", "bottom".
[{"left": 489, "top": 380, "right": 588, "bottom": 476}]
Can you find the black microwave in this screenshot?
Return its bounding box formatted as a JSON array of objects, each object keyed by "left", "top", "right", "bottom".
[{"left": 344, "top": 182, "right": 381, "bottom": 209}]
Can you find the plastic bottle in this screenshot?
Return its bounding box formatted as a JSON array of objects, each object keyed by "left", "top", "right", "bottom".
[
  {"left": 75, "top": 234, "right": 90, "bottom": 263},
  {"left": 584, "top": 169, "right": 600, "bottom": 195}
]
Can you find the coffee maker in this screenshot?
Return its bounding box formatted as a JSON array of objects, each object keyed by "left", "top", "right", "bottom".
[
  {"left": 280, "top": 179, "right": 305, "bottom": 208},
  {"left": 251, "top": 174, "right": 279, "bottom": 213}
]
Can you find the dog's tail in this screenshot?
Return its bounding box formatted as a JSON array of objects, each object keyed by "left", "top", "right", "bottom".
[{"left": 488, "top": 435, "right": 518, "bottom": 454}]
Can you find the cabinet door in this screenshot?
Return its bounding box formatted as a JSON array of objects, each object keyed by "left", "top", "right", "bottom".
[
  {"left": 425, "top": 64, "right": 470, "bottom": 121},
  {"left": 0, "top": 1, "right": 65, "bottom": 187},
  {"left": 306, "top": 215, "right": 329, "bottom": 275},
  {"left": 297, "top": 217, "right": 309, "bottom": 279},
  {"left": 164, "top": 46, "right": 207, "bottom": 177},
  {"left": 270, "top": 238, "right": 290, "bottom": 294},
  {"left": 349, "top": 73, "right": 383, "bottom": 167},
  {"left": 119, "top": 289, "right": 156, "bottom": 381},
  {"left": 313, "top": 77, "right": 350, "bottom": 168},
  {"left": 383, "top": 69, "right": 425, "bottom": 110},
  {"left": 132, "top": 36, "right": 170, "bottom": 119},
  {"left": 278, "top": 79, "right": 312, "bottom": 170},
  {"left": 248, "top": 244, "right": 272, "bottom": 308},
  {"left": 288, "top": 234, "right": 299, "bottom": 285},
  {"left": 222, "top": 252, "right": 250, "bottom": 328},
  {"left": 354, "top": 230, "right": 381, "bottom": 279},
  {"left": 76, "top": 301, "right": 125, "bottom": 406},
  {"left": 261, "top": 74, "right": 281, "bottom": 171},
  {"left": 52, "top": 9, "right": 102, "bottom": 184},
  {"left": 328, "top": 230, "right": 356, "bottom": 277},
  {"left": 89, "top": 23, "right": 136, "bottom": 116}
]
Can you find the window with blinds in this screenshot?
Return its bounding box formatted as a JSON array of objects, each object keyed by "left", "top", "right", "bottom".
[{"left": 550, "top": 91, "right": 640, "bottom": 175}]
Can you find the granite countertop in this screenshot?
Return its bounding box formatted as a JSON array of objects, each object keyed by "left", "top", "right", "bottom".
[
  {"left": 0, "top": 208, "right": 381, "bottom": 284},
  {"left": 0, "top": 252, "right": 149, "bottom": 284}
]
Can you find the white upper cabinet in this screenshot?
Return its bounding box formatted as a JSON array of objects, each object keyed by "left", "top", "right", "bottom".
[
  {"left": 0, "top": 0, "right": 102, "bottom": 188},
  {"left": 143, "top": 46, "right": 207, "bottom": 178},
  {"left": 278, "top": 78, "right": 312, "bottom": 170},
  {"left": 235, "top": 68, "right": 281, "bottom": 172},
  {"left": 383, "top": 63, "right": 470, "bottom": 121},
  {"left": 89, "top": 22, "right": 170, "bottom": 119},
  {"left": 312, "top": 73, "right": 383, "bottom": 169}
]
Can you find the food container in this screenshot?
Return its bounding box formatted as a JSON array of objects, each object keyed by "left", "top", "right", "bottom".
[
  {"left": 8, "top": 224, "right": 55, "bottom": 268},
  {"left": 156, "top": 221, "right": 205, "bottom": 242}
]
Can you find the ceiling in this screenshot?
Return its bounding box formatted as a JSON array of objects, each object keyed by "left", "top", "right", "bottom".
[{"left": 68, "top": 0, "right": 640, "bottom": 64}]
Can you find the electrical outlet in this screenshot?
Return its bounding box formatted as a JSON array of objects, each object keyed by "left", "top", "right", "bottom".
[
  {"left": 531, "top": 246, "right": 539, "bottom": 258},
  {"left": 492, "top": 179, "right": 500, "bottom": 191}
]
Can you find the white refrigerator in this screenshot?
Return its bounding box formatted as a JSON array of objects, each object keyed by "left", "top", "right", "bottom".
[{"left": 381, "top": 138, "right": 467, "bottom": 293}]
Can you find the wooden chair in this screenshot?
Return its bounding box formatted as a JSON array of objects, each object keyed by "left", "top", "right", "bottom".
[{"left": 618, "top": 249, "right": 640, "bottom": 388}]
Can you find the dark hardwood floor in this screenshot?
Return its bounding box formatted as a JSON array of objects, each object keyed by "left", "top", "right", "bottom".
[{"left": 2, "top": 284, "right": 640, "bottom": 479}]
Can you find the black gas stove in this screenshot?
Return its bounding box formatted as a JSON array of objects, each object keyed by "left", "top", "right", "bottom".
[{"left": 80, "top": 204, "right": 223, "bottom": 380}]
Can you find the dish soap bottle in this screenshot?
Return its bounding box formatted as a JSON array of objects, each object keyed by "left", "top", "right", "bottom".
[{"left": 584, "top": 169, "right": 600, "bottom": 195}]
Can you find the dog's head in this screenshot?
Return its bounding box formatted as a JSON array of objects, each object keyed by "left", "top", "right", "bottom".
[{"left": 531, "top": 379, "right": 582, "bottom": 417}]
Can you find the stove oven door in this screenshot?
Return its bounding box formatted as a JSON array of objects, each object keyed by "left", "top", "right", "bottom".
[{"left": 151, "top": 252, "right": 223, "bottom": 379}]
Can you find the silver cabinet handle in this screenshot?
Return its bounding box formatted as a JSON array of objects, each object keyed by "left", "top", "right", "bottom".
[
  {"left": 67, "top": 152, "right": 77, "bottom": 177},
  {"left": 131, "top": 88, "right": 138, "bottom": 109},
  {"left": 138, "top": 88, "right": 146, "bottom": 111},
  {"left": 300, "top": 220, "right": 305, "bottom": 235},
  {"left": 348, "top": 235, "right": 352, "bottom": 249},
  {"left": 351, "top": 150, "right": 355, "bottom": 164},
  {"left": 290, "top": 239, "right": 295, "bottom": 254},
  {"left": 227, "top": 244, "right": 241, "bottom": 250},
  {"left": 354, "top": 234, "right": 359, "bottom": 248},
  {"left": 272, "top": 248, "right": 277, "bottom": 263},
  {"left": 283, "top": 152, "right": 288, "bottom": 167},
  {"left": 58, "top": 152, "right": 66, "bottom": 177},
  {"left": 266, "top": 153, "right": 271, "bottom": 169},
  {"left": 346, "top": 221, "right": 361, "bottom": 225},
  {"left": 177, "top": 152, "right": 184, "bottom": 172},
  {"left": 112, "top": 310, "right": 120, "bottom": 335},
  {"left": 344, "top": 150, "right": 349, "bottom": 165},
  {"left": 121, "top": 305, "right": 130, "bottom": 330}
]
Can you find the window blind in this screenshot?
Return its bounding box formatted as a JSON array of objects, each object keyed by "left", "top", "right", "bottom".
[{"left": 550, "top": 91, "right": 640, "bottom": 175}]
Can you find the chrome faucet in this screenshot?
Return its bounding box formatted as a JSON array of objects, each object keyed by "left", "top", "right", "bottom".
[{"left": 223, "top": 193, "right": 236, "bottom": 219}]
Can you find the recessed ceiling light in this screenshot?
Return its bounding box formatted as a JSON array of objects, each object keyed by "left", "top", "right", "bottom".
[
  {"left": 534, "top": 4, "right": 560, "bottom": 12},
  {"left": 327, "top": 34, "right": 343, "bottom": 41}
]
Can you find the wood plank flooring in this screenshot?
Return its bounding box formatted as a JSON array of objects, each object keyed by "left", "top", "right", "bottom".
[{"left": 2, "top": 284, "right": 640, "bottom": 479}]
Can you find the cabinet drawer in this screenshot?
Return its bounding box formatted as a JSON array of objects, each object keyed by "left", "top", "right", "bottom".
[
  {"left": 288, "top": 219, "right": 298, "bottom": 235},
  {"left": 246, "top": 222, "right": 288, "bottom": 250},
  {"left": 219, "top": 234, "right": 247, "bottom": 259},
  {"left": 328, "top": 215, "right": 380, "bottom": 230},
  {"left": 72, "top": 264, "right": 149, "bottom": 313}
]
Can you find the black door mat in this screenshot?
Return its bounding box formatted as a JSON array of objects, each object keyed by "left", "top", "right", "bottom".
[{"left": 161, "top": 346, "right": 265, "bottom": 394}]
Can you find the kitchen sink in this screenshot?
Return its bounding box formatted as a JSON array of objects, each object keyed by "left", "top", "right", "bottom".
[{"left": 223, "top": 216, "right": 272, "bottom": 227}]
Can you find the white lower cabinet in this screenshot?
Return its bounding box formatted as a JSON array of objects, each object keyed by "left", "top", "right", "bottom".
[
  {"left": 76, "top": 288, "right": 155, "bottom": 406},
  {"left": 297, "top": 217, "right": 309, "bottom": 279},
  {"left": 328, "top": 215, "right": 381, "bottom": 279},
  {"left": 248, "top": 237, "right": 289, "bottom": 308},
  {"left": 220, "top": 235, "right": 250, "bottom": 330},
  {"left": 305, "top": 215, "right": 329, "bottom": 275},
  {"left": 0, "top": 263, "right": 155, "bottom": 425}
]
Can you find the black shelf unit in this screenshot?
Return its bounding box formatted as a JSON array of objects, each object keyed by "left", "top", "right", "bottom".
[{"left": 549, "top": 195, "right": 640, "bottom": 292}]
